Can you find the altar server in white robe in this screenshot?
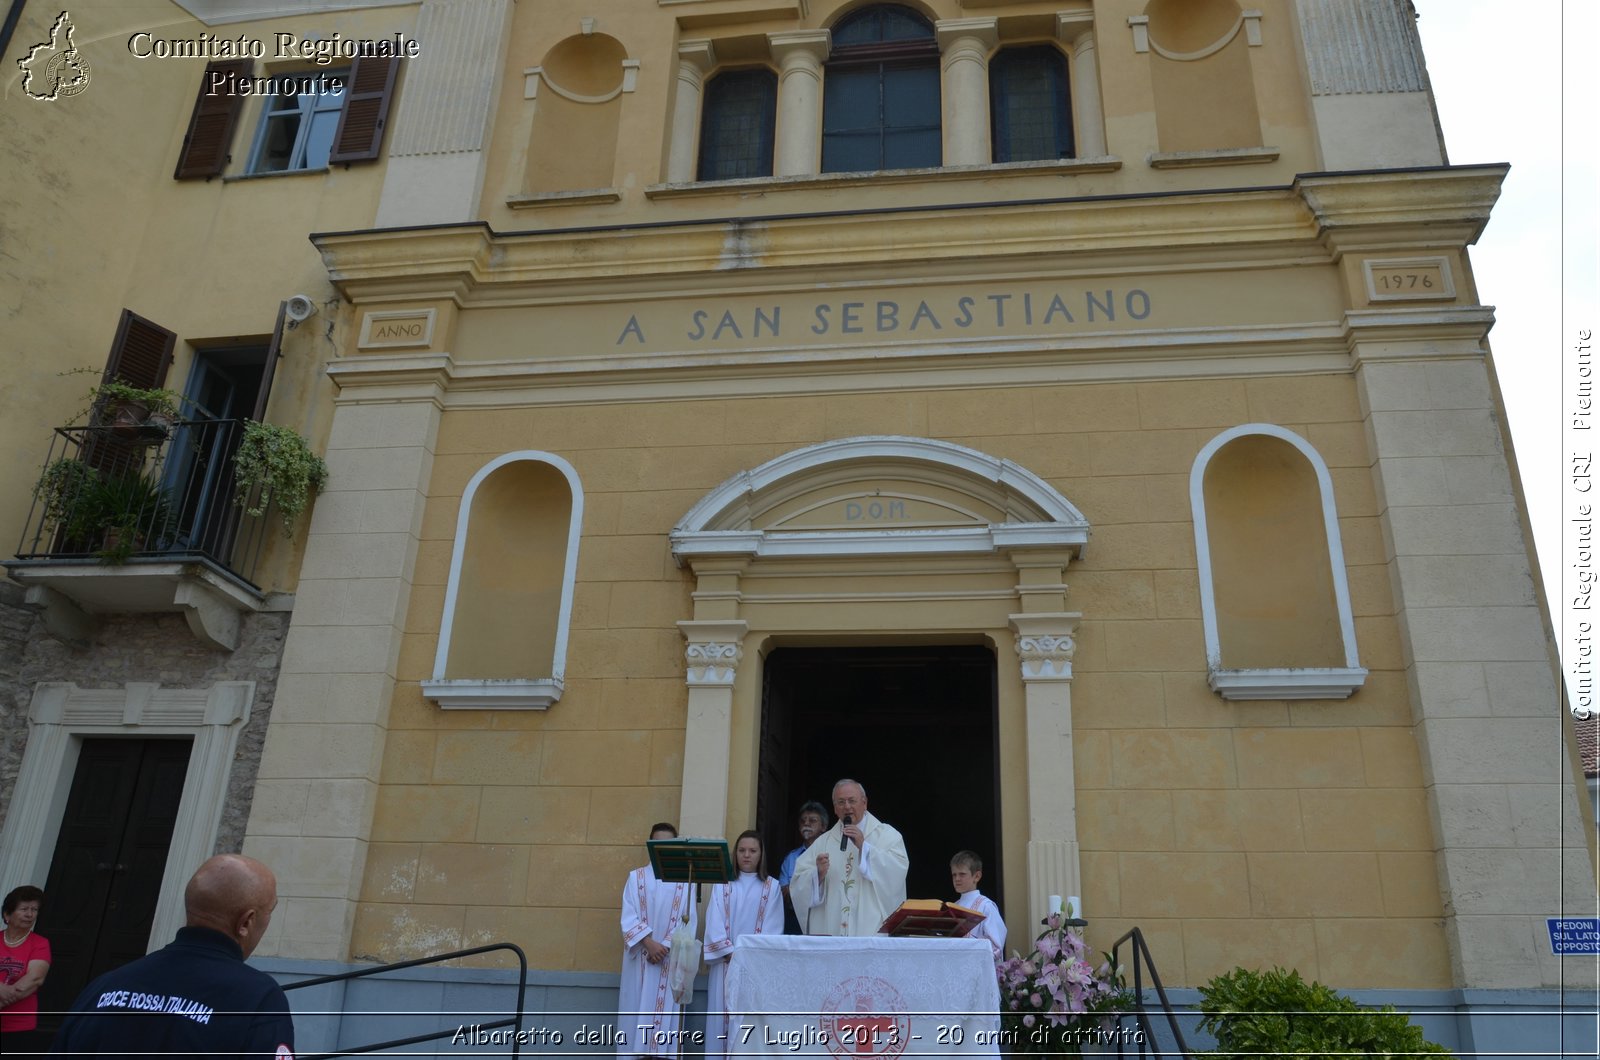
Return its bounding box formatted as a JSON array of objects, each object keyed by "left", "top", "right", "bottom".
[
  {"left": 704, "top": 830, "right": 782, "bottom": 1053},
  {"left": 789, "top": 779, "right": 909, "bottom": 936},
  {"left": 950, "top": 850, "right": 1007, "bottom": 961},
  {"left": 618, "top": 823, "right": 697, "bottom": 1059}
]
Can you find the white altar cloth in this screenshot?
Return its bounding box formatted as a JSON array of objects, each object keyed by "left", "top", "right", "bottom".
[{"left": 725, "top": 935, "right": 1001, "bottom": 1060}]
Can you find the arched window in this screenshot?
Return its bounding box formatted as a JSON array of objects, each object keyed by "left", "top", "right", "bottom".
[
  {"left": 698, "top": 67, "right": 777, "bottom": 181},
  {"left": 423, "top": 451, "right": 584, "bottom": 710},
  {"left": 1190, "top": 424, "right": 1366, "bottom": 700},
  {"left": 990, "top": 46, "right": 1074, "bottom": 162},
  {"left": 822, "top": 5, "right": 941, "bottom": 173}
]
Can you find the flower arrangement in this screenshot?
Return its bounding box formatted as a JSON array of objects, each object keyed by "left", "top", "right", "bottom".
[{"left": 996, "top": 913, "right": 1132, "bottom": 1054}]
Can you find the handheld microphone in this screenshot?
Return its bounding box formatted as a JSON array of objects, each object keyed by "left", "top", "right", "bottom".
[{"left": 840, "top": 814, "right": 853, "bottom": 852}]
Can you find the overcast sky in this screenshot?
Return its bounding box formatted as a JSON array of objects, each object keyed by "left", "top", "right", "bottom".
[{"left": 1411, "top": 0, "right": 1598, "bottom": 712}]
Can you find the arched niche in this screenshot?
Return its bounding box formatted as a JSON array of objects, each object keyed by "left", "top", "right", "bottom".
[
  {"left": 424, "top": 451, "right": 584, "bottom": 710},
  {"left": 1190, "top": 424, "right": 1366, "bottom": 700}
]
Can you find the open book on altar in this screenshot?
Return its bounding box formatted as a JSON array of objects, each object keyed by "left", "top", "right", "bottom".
[{"left": 877, "top": 899, "right": 986, "bottom": 938}]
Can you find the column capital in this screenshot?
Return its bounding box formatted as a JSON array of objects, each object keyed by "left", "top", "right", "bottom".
[
  {"left": 1009, "top": 612, "right": 1081, "bottom": 682},
  {"left": 1056, "top": 10, "right": 1096, "bottom": 46},
  {"left": 768, "top": 29, "right": 831, "bottom": 68},
  {"left": 936, "top": 17, "right": 998, "bottom": 51},
  {"left": 678, "top": 39, "right": 717, "bottom": 75},
  {"left": 679, "top": 619, "right": 750, "bottom": 687}
]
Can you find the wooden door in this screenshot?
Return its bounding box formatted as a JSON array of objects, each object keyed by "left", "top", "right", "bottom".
[{"left": 35, "top": 738, "right": 192, "bottom": 1031}]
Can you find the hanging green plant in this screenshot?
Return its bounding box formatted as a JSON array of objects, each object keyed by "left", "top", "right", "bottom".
[{"left": 233, "top": 421, "right": 329, "bottom": 535}]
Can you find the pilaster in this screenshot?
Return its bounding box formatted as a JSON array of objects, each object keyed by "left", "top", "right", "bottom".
[
  {"left": 1292, "top": 0, "right": 1444, "bottom": 168},
  {"left": 241, "top": 391, "right": 443, "bottom": 961},
  {"left": 678, "top": 618, "right": 750, "bottom": 838},
  {"left": 374, "top": 0, "right": 515, "bottom": 226},
  {"left": 1010, "top": 611, "right": 1083, "bottom": 923},
  {"left": 1350, "top": 322, "right": 1597, "bottom": 990}
]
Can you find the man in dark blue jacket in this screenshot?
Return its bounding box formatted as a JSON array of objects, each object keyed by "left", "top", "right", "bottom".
[{"left": 51, "top": 854, "right": 295, "bottom": 1059}]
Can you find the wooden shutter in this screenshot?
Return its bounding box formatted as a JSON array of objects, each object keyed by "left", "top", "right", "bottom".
[
  {"left": 251, "top": 302, "right": 288, "bottom": 423},
  {"left": 328, "top": 56, "right": 399, "bottom": 163},
  {"left": 102, "top": 310, "right": 176, "bottom": 390},
  {"left": 174, "top": 60, "right": 252, "bottom": 180},
  {"left": 82, "top": 311, "right": 176, "bottom": 474}
]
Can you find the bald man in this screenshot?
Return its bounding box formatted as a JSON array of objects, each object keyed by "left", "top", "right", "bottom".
[{"left": 51, "top": 855, "right": 295, "bottom": 1059}]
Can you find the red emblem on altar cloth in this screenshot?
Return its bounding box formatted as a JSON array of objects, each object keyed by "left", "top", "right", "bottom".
[{"left": 819, "top": 976, "right": 910, "bottom": 1060}]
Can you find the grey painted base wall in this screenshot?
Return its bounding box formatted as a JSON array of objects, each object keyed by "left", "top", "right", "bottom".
[{"left": 256, "top": 959, "right": 1599, "bottom": 1060}]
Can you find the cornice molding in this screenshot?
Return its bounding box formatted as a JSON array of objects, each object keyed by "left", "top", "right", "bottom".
[
  {"left": 1295, "top": 166, "right": 1508, "bottom": 256},
  {"left": 314, "top": 168, "right": 1506, "bottom": 305},
  {"left": 173, "top": 0, "right": 415, "bottom": 27}
]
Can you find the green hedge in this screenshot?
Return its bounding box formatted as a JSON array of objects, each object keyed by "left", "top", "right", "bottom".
[{"left": 1198, "top": 966, "right": 1452, "bottom": 1058}]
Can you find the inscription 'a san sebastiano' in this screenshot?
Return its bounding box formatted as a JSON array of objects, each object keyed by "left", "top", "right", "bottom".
[{"left": 615, "top": 287, "right": 1153, "bottom": 347}]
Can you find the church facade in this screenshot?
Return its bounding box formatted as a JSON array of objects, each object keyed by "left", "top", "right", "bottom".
[{"left": 2, "top": 0, "right": 1594, "bottom": 1055}]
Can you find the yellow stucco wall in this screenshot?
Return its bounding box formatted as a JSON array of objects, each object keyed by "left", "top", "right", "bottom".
[
  {"left": 352, "top": 368, "right": 1449, "bottom": 987},
  {"left": 0, "top": 0, "right": 414, "bottom": 590},
  {"left": 477, "top": 0, "right": 1319, "bottom": 230}
]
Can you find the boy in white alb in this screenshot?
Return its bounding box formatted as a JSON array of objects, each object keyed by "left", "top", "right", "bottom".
[
  {"left": 950, "top": 850, "right": 1006, "bottom": 962},
  {"left": 704, "top": 830, "right": 782, "bottom": 1056},
  {"left": 618, "top": 823, "right": 697, "bottom": 1060}
]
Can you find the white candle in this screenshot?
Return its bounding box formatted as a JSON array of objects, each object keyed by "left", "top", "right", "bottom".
[
  {"left": 1048, "top": 895, "right": 1063, "bottom": 914},
  {"left": 1067, "top": 895, "right": 1081, "bottom": 918}
]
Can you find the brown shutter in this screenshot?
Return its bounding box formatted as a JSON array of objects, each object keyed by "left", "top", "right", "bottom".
[
  {"left": 174, "top": 60, "right": 253, "bottom": 180},
  {"left": 83, "top": 311, "right": 177, "bottom": 474},
  {"left": 102, "top": 309, "right": 176, "bottom": 390},
  {"left": 328, "top": 56, "right": 399, "bottom": 164},
  {"left": 251, "top": 302, "right": 289, "bottom": 423}
]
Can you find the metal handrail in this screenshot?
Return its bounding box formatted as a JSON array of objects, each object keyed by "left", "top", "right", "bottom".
[
  {"left": 1110, "top": 926, "right": 1194, "bottom": 1059},
  {"left": 14, "top": 418, "right": 273, "bottom": 588},
  {"left": 281, "top": 942, "right": 528, "bottom": 1060}
]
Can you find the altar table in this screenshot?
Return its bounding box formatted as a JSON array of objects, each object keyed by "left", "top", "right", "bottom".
[{"left": 724, "top": 935, "right": 1001, "bottom": 1060}]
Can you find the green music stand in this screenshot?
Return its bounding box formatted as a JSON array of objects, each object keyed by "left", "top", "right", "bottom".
[{"left": 648, "top": 837, "right": 733, "bottom": 920}]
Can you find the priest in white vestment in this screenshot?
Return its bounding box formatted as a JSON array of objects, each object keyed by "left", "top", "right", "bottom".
[
  {"left": 704, "top": 830, "right": 783, "bottom": 1056},
  {"left": 618, "top": 823, "right": 697, "bottom": 1059},
  {"left": 789, "top": 779, "right": 909, "bottom": 936}
]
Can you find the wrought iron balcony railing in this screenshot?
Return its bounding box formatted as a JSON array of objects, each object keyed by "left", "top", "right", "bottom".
[{"left": 14, "top": 418, "right": 275, "bottom": 591}]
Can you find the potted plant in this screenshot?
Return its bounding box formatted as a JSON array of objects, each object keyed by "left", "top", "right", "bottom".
[
  {"left": 233, "top": 421, "right": 329, "bottom": 535},
  {"left": 32, "top": 457, "right": 101, "bottom": 549},
  {"left": 88, "top": 470, "right": 176, "bottom": 563},
  {"left": 30, "top": 458, "right": 174, "bottom": 562},
  {"left": 94, "top": 381, "right": 185, "bottom": 440}
]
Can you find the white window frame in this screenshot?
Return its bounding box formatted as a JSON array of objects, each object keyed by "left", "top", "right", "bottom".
[
  {"left": 246, "top": 69, "right": 349, "bottom": 174},
  {"left": 1190, "top": 423, "right": 1367, "bottom": 700}
]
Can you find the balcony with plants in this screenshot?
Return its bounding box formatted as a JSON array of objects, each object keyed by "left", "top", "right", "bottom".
[{"left": 11, "top": 383, "right": 327, "bottom": 650}]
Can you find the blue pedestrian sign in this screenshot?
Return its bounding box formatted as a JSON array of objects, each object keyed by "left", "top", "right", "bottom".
[{"left": 1547, "top": 918, "right": 1600, "bottom": 955}]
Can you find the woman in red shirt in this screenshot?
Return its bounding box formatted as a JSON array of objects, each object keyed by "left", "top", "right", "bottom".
[{"left": 0, "top": 885, "right": 51, "bottom": 1053}]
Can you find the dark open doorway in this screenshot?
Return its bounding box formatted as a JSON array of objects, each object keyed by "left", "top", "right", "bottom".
[
  {"left": 757, "top": 645, "right": 1001, "bottom": 914},
  {"left": 35, "top": 738, "right": 193, "bottom": 1035}
]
